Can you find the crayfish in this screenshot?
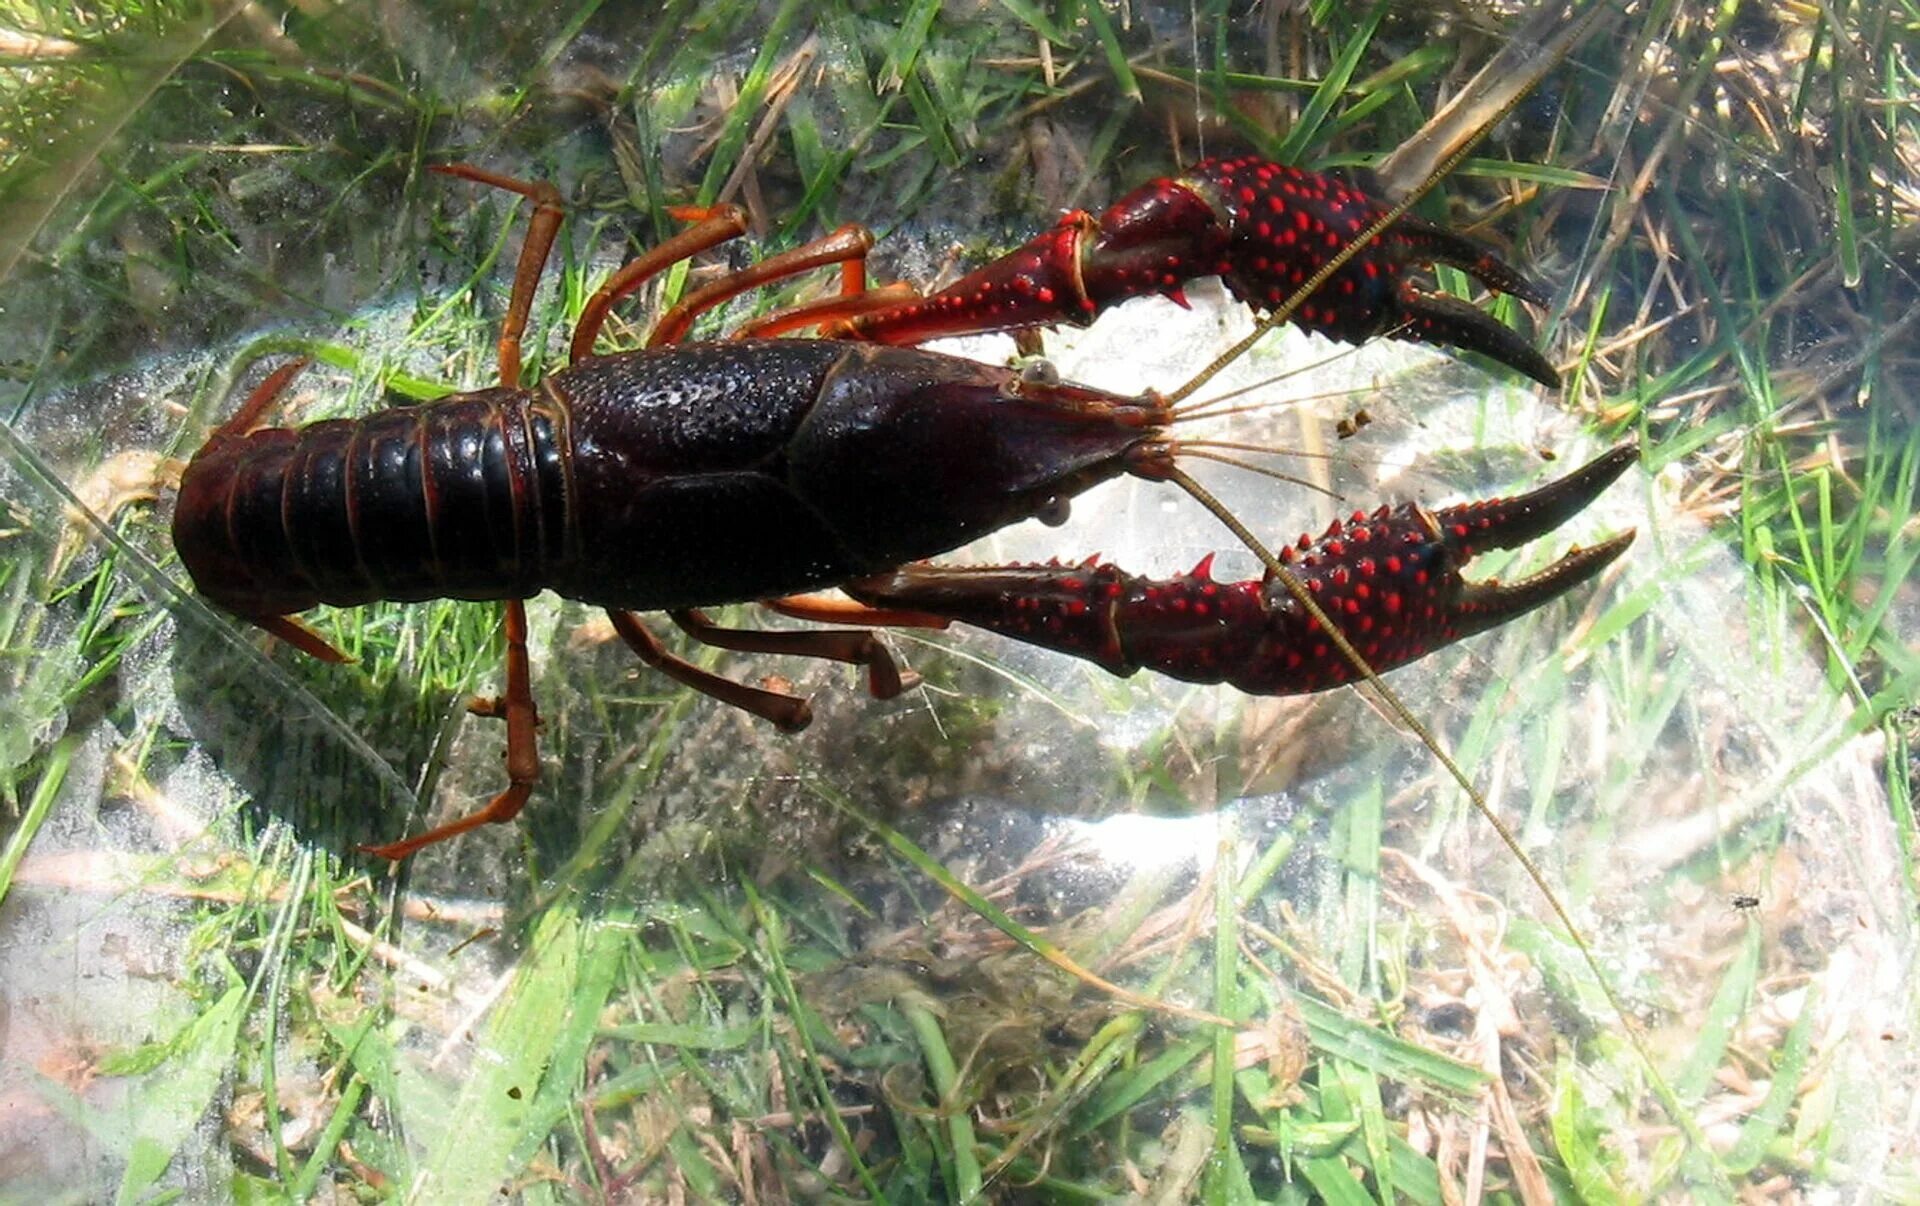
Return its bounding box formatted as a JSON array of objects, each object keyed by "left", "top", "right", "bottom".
[{"left": 171, "top": 163, "right": 1630, "bottom": 859}]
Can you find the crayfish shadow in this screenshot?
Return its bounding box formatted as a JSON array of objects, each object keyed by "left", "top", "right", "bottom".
[{"left": 167, "top": 619, "right": 439, "bottom": 855}]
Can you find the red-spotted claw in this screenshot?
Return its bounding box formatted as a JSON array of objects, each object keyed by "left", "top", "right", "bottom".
[
  {"left": 846, "top": 444, "right": 1637, "bottom": 694},
  {"left": 838, "top": 155, "right": 1561, "bottom": 388}
]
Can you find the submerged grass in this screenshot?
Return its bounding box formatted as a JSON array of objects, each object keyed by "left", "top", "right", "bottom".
[{"left": 0, "top": 0, "right": 1914, "bottom": 1201}]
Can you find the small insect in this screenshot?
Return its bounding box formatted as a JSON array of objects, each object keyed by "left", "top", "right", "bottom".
[
  {"left": 1732, "top": 893, "right": 1761, "bottom": 911},
  {"left": 1336, "top": 408, "right": 1374, "bottom": 440}
]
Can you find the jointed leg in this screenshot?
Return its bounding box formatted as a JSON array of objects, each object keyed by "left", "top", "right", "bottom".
[
  {"left": 593, "top": 220, "right": 927, "bottom": 716},
  {"left": 361, "top": 599, "right": 541, "bottom": 861},
  {"left": 245, "top": 613, "right": 352, "bottom": 664},
  {"left": 209, "top": 358, "right": 311, "bottom": 442},
  {"left": 729, "top": 281, "right": 920, "bottom": 341},
  {"left": 762, "top": 593, "right": 954, "bottom": 632},
  {"left": 571, "top": 205, "right": 751, "bottom": 362},
  {"left": 366, "top": 164, "right": 564, "bottom": 859},
  {"left": 668, "top": 609, "right": 917, "bottom": 699},
  {"left": 608, "top": 610, "right": 813, "bottom": 733},
  {"left": 647, "top": 224, "right": 877, "bottom": 347},
  {"left": 430, "top": 163, "right": 566, "bottom": 387}
]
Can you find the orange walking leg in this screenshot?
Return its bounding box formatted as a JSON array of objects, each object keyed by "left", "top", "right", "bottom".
[
  {"left": 360, "top": 599, "right": 540, "bottom": 860},
  {"left": 429, "top": 163, "right": 565, "bottom": 387}
]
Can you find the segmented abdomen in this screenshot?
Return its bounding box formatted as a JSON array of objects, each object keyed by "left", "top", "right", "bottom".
[{"left": 173, "top": 386, "right": 571, "bottom": 617}]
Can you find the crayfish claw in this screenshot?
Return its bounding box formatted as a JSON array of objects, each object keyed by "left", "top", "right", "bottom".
[
  {"left": 1434, "top": 443, "right": 1639, "bottom": 558},
  {"left": 1422, "top": 443, "right": 1639, "bottom": 642},
  {"left": 1396, "top": 287, "right": 1562, "bottom": 387},
  {"left": 1449, "top": 529, "right": 1636, "bottom": 636},
  {"left": 846, "top": 447, "right": 1640, "bottom": 700},
  {"left": 1396, "top": 215, "right": 1551, "bottom": 307}
]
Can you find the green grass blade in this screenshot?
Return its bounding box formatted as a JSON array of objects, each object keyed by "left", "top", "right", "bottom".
[
  {"left": 1075, "top": 1035, "right": 1211, "bottom": 1136},
  {"left": 114, "top": 970, "right": 250, "bottom": 1205},
  {"left": 1673, "top": 924, "right": 1761, "bottom": 1100},
  {"left": 1207, "top": 809, "right": 1239, "bottom": 1196},
  {"left": 0, "top": 730, "right": 73, "bottom": 908},
  {"left": 410, "top": 906, "right": 590, "bottom": 1198},
  {"left": 1722, "top": 984, "right": 1819, "bottom": 1175},
  {"left": 1273, "top": 2, "right": 1387, "bottom": 164},
  {"left": 1079, "top": 0, "right": 1141, "bottom": 102},
  {"left": 905, "top": 1003, "right": 983, "bottom": 1200},
  {"left": 744, "top": 879, "right": 886, "bottom": 1200},
  {"left": 1551, "top": 1057, "right": 1625, "bottom": 1206},
  {"left": 1293, "top": 995, "right": 1486, "bottom": 1096}
]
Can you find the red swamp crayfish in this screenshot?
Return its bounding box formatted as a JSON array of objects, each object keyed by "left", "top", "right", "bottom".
[{"left": 170, "top": 163, "right": 1634, "bottom": 860}]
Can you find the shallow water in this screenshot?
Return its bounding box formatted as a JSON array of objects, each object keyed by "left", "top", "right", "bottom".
[{"left": 0, "top": 2, "right": 1914, "bottom": 1198}]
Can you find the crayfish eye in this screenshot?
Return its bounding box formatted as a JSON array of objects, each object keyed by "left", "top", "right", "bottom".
[
  {"left": 1033, "top": 496, "right": 1071, "bottom": 526},
  {"left": 1017, "top": 359, "right": 1061, "bottom": 388}
]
